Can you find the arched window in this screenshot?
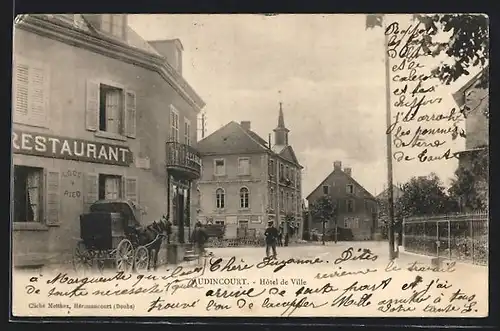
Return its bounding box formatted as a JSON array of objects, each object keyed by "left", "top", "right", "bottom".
[
  {"left": 216, "top": 188, "right": 225, "bottom": 209},
  {"left": 240, "top": 187, "right": 249, "bottom": 209}
]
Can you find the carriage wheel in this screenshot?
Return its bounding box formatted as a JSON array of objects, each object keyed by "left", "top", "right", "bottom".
[
  {"left": 115, "top": 239, "right": 134, "bottom": 273},
  {"left": 73, "top": 241, "right": 92, "bottom": 274},
  {"left": 134, "top": 246, "right": 149, "bottom": 273}
]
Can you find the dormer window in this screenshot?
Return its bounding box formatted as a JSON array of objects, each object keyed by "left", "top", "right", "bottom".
[{"left": 101, "top": 14, "right": 125, "bottom": 39}]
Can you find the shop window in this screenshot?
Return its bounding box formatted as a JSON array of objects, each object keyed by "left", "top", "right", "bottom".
[
  {"left": 13, "top": 166, "right": 43, "bottom": 223},
  {"left": 98, "top": 174, "right": 122, "bottom": 200}
]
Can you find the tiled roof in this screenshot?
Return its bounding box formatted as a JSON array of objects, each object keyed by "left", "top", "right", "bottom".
[{"left": 197, "top": 121, "right": 268, "bottom": 155}]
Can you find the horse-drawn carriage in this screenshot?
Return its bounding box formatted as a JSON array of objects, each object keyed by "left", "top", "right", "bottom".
[{"left": 73, "top": 199, "right": 167, "bottom": 273}]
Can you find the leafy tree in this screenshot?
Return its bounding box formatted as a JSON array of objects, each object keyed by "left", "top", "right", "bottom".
[
  {"left": 309, "top": 195, "right": 337, "bottom": 245},
  {"left": 449, "top": 147, "right": 489, "bottom": 211},
  {"left": 412, "top": 14, "right": 489, "bottom": 87},
  {"left": 395, "top": 173, "right": 458, "bottom": 219},
  {"left": 366, "top": 14, "right": 489, "bottom": 94}
]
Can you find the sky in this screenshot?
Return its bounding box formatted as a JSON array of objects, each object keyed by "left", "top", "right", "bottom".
[{"left": 128, "top": 14, "right": 482, "bottom": 199}]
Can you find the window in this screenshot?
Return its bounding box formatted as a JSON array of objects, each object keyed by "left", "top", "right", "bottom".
[
  {"left": 99, "top": 84, "right": 124, "bottom": 134},
  {"left": 291, "top": 193, "right": 295, "bottom": 212},
  {"left": 269, "top": 188, "right": 275, "bottom": 210},
  {"left": 215, "top": 220, "right": 225, "bottom": 226},
  {"left": 184, "top": 118, "right": 191, "bottom": 146},
  {"left": 269, "top": 159, "right": 275, "bottom": 178},
  {"left": 322, "top": 185, "right": 330, "bottom": 195},
  {"left": 238, "top": 220, "right": 249, "bottom": 228},
  {"left": 238, "top": 157, "right": 250, "bottom": 176},
  {"left": 101, "top": 14, "right": 124, "bottom": 38},
  {"left": 98, "top": 174, "right": 122, "bottom": 200},
  {"left": 285, "top": 166, "right": 289, "bottom": 179},
  {"left": 215, "top": 188, "right": 225, "bottom": 209},
  {"left": 346, "top": 184, "right": 354, "bottom": 194},
  {"left": 170, "top": 105, "right": 180, "bottom": 142},
  {"left": 240, "top": 187, "right": 249, "bottom": 209},
  {"left": 346, "top": 199, "right": 355, "bottom": 213},
  {"left": 214, "top": 159, "right": 226, "bottom": 176},
  {"left": 280, "top": 189, "right": 285, "bottom": 210},
  {"left": 13, "top": 166, "right": 43, "bottom": 223},
  {"left": 279, "top": 163, "right": 284, "bottom": 178},
  {"left": 13, "top": 57, "right": 48, "bottom": 126}
]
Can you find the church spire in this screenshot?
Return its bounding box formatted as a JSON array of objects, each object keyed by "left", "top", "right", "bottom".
[
  {"left": 273, "top": 101, "right": 290, "bottom": 146},
  {"left": 278, "top": 102, "right": 285, "bottom": 128}
]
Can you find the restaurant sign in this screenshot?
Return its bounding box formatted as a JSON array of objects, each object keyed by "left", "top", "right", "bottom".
[{"left": 12, "top": 130, "right": 133, "bottom": 167}]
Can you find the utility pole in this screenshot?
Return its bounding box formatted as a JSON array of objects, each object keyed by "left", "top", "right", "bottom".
[{"left": 383, "top": 17, "right": 396, "bottom": 260}]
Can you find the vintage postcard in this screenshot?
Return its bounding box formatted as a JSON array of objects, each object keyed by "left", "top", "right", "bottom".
[{"left": 10, "top": 13, "right": 489, "bottom": 318}]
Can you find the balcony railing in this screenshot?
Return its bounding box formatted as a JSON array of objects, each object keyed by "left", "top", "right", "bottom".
[{"left": 166, "top": 141, "right": 202, "bottom": 180}]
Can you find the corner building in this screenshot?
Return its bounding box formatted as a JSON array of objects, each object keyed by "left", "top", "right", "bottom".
[{"left": 12, "top": 14, "right": 205, "bottom": 267}]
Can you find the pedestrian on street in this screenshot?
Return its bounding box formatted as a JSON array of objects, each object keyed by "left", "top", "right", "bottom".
[
  {"left": 278, "top": 230, "right": 283, "bottom": 247},
  {"left": 191, "top": 221, "right": 209, "bottom": 256},
  {"left": 264, "top": 221, "right": 279, "bottom": 259}
]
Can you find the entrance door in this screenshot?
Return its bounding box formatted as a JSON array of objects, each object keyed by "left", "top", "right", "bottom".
[{"left": 177, "top": 190, "right": 185, "bottom": 243}]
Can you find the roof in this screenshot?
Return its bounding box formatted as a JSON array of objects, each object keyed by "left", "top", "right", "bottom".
[
  {"left": 306, "top": 168, "right": 376, "bottom": 201},
  {"left": 452, "top": 65, "right": 489, "bottom": 107},
  {"left": 197, "top": 121, "right": 269, "bottom": 155},
  {"left": 375, "top": 185, "right": 404, "bottom": 200},
  {"left": 197, "top": 121, "right": 303, "bottom": 168}
]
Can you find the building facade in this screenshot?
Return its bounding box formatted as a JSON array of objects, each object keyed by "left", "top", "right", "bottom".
[
  {"left": 306, "top": 161, "right": 377, "bottom": 240},
  {"left": 11, "top": 14, "right": 205, "bottom": 267},
  {"left": 196, "top": 104, "right": 303, "bottom": 239},
  {"left": 452, "top": 66, "right": 489, "bottom": 211}
]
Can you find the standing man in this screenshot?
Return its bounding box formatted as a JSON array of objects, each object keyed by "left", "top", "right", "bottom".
[
  {"left": 264, "top": 221, "right": 279, "bottom": 258},
  {"left": 191, "top": 221, "right": 209, "bottom": 256}
]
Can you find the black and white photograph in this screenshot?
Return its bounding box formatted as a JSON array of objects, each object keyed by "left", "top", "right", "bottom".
[{"left": 10, "top": 13, "right": 489, "bottom": 318}]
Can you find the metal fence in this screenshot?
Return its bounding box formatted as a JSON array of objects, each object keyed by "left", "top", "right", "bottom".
[{"left": 403, "top": 211, "right": 488, "bottom": 266}]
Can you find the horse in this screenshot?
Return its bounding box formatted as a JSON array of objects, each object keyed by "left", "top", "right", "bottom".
[{"left": 137, "top": 217, "right": 168, "bottom": 271}]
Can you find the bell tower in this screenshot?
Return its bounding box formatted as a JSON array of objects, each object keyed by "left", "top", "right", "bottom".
[{"left": 273, "top": 102, "right": 290, "bottom": 146}]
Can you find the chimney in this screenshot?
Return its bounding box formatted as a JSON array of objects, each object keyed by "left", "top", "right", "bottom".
[
  {"left": 333, "top": 161, "right": 342, "bottom": 170},
  {"left": 268, "top": 133, "right": 272, "bottom": 148},
  {"left": 148, "top": 39, "right": 184, "bottom": 74},
  {"left": 240, "top": 121, "right": 251, "bottom": 131},
  {"left": 344, "top": 167, "right": 352, "bottom": 177}
]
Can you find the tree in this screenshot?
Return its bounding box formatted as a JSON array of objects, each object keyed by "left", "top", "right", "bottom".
[
  {"left": 309, "top": 196, "right": 337, "bottom": 245},
  {"left": 395, "top": 173, "right": 458, "bottom": 219},
  {"left": 413, "top": 14, "right": 489, "bottom": 87},
  {"left": 449, "top": 147, "right": 489, "bottom": 211}
]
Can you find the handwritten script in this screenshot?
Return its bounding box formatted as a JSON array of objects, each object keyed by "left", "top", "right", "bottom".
[
  {"left": 384, "top": 20, "right": 466, "bottom": 163},
  {"left": 13, "top": 246, "right": 487, "bottom": 317}
]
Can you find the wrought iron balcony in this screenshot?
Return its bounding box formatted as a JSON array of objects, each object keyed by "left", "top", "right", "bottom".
[{"left": 166, "top": 141, "right": 202, "bottom": 180}]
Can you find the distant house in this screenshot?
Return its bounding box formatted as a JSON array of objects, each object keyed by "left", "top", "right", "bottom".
[
  {"left": 196, "top": 104, "right": 304, "bottom": 240},
  {"left": 375, "top": 184, "right": 404, "bottom": 235},
  {"left": 306, "top": 161, "right": 377, "bottom": 240},
  {"left": 452, "top": 66, "right": 489, "bottom": 211}
]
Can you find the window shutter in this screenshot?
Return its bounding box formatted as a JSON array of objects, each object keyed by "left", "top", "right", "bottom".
[
  {"left": 29, "top": 62, "right": 47, "bottom": 123},
  {"left": 124, "top": 176, "right": 138, "bottom": 204},
  {"left": 125, "top": 90, "right": 136, "bottom": 138},
  {"left": 45, "top": 169, "right": 60, "bottom": 226},
  {"left": 86, "top": 80, "right": 100, "bottom": 131},
  {"left": 13, "top": 60, "right": 29, "bottom": 118},
  {"left": 84, "top": 173, "right": 99, "bottom": 212}
]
